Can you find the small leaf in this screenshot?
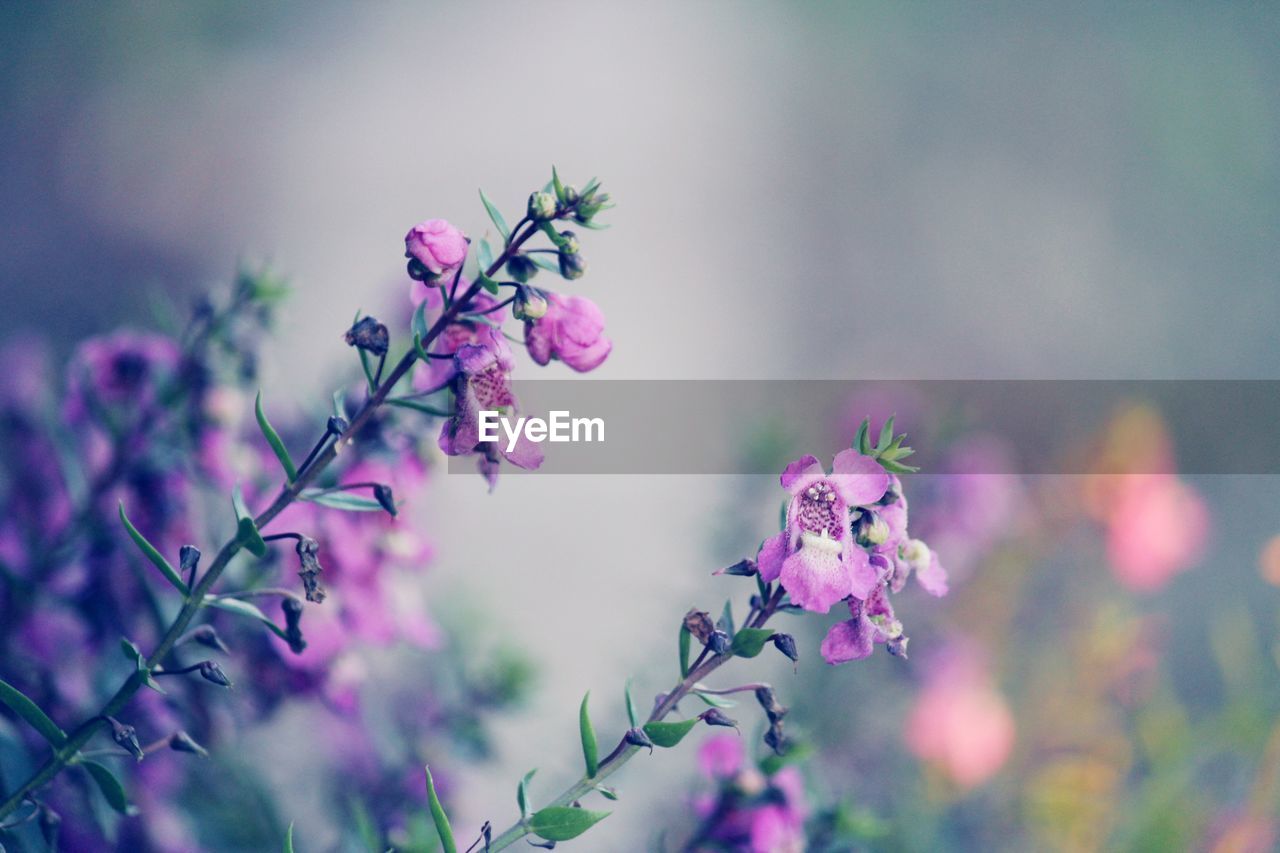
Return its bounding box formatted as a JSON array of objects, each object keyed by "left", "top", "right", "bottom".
[
  {"left": 528, "top": 254, "right": 560, "bottom": 274},
  {"left": 596, "top": 785, "right": 619, "bottom": 801},
  {"left": 718, "top": 601, "right": 735, "bottom": 637},
  {"left": 528, "top": 806, "right": 610, "bottom": 842},
  {"left": 120, "top": 638, "right": 143, "bottom": 665},
  {"left": 119, "top": 502, "right": 189, "bottom": 595},
  {"left": 624, "top": 678, "right": 640, "bottom": 729},
  {"left": 678, "top": 625, "right": 692, "bottom": 678},
  {"left": 478, "top": 270, "right": 500, "bottom": 295},
  {"left": 358, "top": 347, "right": 376, "bottom": 392},
  {"left": 731, "top": 628, "right": 775, "bottom": 658},
  {"left": 876, "top": 416, "right": 895, "bottom": 453},
  {"left": 255, "top": 390, "right": 298, "bottom": 482},
  {"left": 642, "top": 718, "right": 699, "bottom": 748},
  {"left": 424, "top": 765, "right": 458, "bottom": 853},
  {"left": 411, "top": 298, "right": 430, "bottom": 349},
  {"left": 693, "top": 692, "right": 737, "bottom": 710},
  {"left": 517, "top": 768, "right": 537, "bottom": 820},
  {"left": 299, "top": 490, "right": 383, "bottom": 512},
  {"left": 552, "top": 166, "right": 566, "bottom": 204},
  {"left": 579, "top": 692, "right": 599, "bottom": 778},
  {"left": 854, "top": 417, "right": 871, "bottom": 455},
  {"left": 205, "top": 596, "right": 291, "bottom": 643},
  {"left": 879, "top": 458, "right": 920, "bottom": 474},
  {"left": 82, "top": 759, "right": 133, "bottom": 814},
  {"left": 332, "top": 389, "right": 346, "bottom": 421},
  {"left": 231, "top": 485, "right": 268, "bottom": 558},
  {"left": 283, "top": 822, "right": 295, "bottom": 853},
  {"left": 0, "top": 677, "right": 66, "bottom": 746},
  {"left": 479, "top": 189, "right": 511, "bottom": 243},
  {"left": 477, "top": 238, "right": 495, "bottom": 272}
]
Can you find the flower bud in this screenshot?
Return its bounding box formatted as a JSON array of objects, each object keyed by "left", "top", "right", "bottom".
[
  {"left": 683, "top": 609, "right": 715, "bottom": 644},
  {"left": 107, "top": 717, "right": 144, "bottom": 761},
  {"left": 184, "top": 624, "right": 229, "bottom": 654},
  {"left": 558, "top": 230, "right": 581, "bottom": 256},
  {"left": 513, "top": 287, "right": 548, "bottom": 321},
  {"left": 372, "top": 484, "right": 397, "bottom": 517},
  {"left": 344, "top": 316, "right": 390, "bottom": 357},
  {"left": 282, "top": 597, "right": 306, "bottom": 654},
  {"left": 405, "top": 219, "right": 468, "bottom": 279},
  {"left": 708, "top": 629, "right": 732, "bottom": 656},
  {"left": 854, "top": 510, "right": 890, "bottom": 547},
  {"left": 527, "top": 191, "right": 557, "bottom": 221},
  {"left": 198, "top": 660, "right": 232, "bottom": 688},
  {"left": 770, "top": 633, "right": 799, "bottom": 663},
  {"left": 624, "top": 727, "right": 654, "bottom": 753},
  {"left": 179, "top": 545, "right": 201, "bottom": 579},
  {"left": 506, "top": 254, "right": 538, "bottom": 283},
  {"left": 886, "top": 635, "right": 910, "bottom": 659},
  {"left": 407, "top": 257, "right": 430, "bottom": 281},
  {"left": 716, "top": 558, "right": 757, "bottom": 577},
  {"left": 169, "top": 730, "right": 209, "bottom": 758},
  {"left": 899, "top": 538, "right": 930, "bottom": 573},
  {"left": 699, "top": 708, "right": 738, "bottom": 729},
  {"left": 563, "top": 184, "right": 580, "bottom": 204},
  {"left": 763, "top": 720, "right": 787, "bottom": 755},
  {"left": 558, "top": 250, "right": 587, "bottom": 280}
]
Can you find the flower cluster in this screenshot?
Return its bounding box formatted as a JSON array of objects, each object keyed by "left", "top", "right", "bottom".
[{"left": 687, "top": 734, "right": 808, "bottom": 853}]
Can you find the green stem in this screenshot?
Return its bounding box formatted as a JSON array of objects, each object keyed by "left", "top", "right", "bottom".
[
  {"left": 487, "top": 589, "right": 785, "bottom": 851},
  {"left": 0, "top": 215, "right": 552, "bottom": 820}
]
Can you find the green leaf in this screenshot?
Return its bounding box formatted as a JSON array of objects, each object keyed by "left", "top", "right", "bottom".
[
  {"left": 478, "top": 270, "right": 501, "bottom": 295},
  {"left": 552, "top": 166, "right": 566, "bottom": 204},
  {"left": 82, "top": 759, "right": 134, "bottom": 814},
  {"left": 528, "top": 806, "right": 610, "bottom": 842},
  {"left": 255, "top": 390, "right": 298, "bottom": 482},
  {"left": 624, "top": 678, "right": 640, "bottom": 728},
  {"left": 718, "top": 601, "right": 735, "bottom": 637},
  {"left": 424, "top": 765, "right": 458, "bottom": 853},
  {"left": 693, "top": 691, "right": 737, "bottom": 709},
  {"left": 0, "top": 677, "right": 66, "bottom": 746},
  {"left": 517, "top": 768, "right": 537, "bottom": 820},
  {"left": 283, "top": 822, "right": 295, "bottom": 853},
  {"left": 879, "top": 458, "right": 920, "bottom": 474},
  {"left": 120, "top": 638, "right": 165, "bottom": 693},
  {"left": 411, "top": 298, "right": 430, "bottom": 350},
  {"left": 299, "top": 489, "right": 383, "bottom": 512},
  {"left": 854, "top": 417, "right": 871, "bottom": 455},
  {"left": 205, "top": 596, "right": 290, "bottom": 642},
  {"left": 596, "top": 785, "right": 619, "bottom": 801},
  {"left": 731, "top": 627, "right": 775, "bottom": 658},
  {"left": 678, "top": 625, "right": 692, "bottom": 678},
  {"left": 358, "top": 347, "right": 376, "bottom": 393},
  {"left": 528, "top": 254, "right": 560, "bottom": 274},
  {"left": 479, "top": 189, "right": 511, "bottom": 243},
  {"left": 332, "top": 389, "right": 346, "bottom": 421},
  {"left": 386, "top": 397, "right": 454, "bottom": 417},
  {"left": 232, "top": 485, "right": 268, "bottom": 558},
  {"left": 876, "top": 416, "right": 895, "bottom": 453},
  {"left": 579, "top": 691, "right": 599, "bottom": 778},
  {"left": 477, "top": 238, "right": 495, "bottom": 272},
  {"left": 642, "top": 718, "right": 699, "bottom": 748},
  {"left": 118, "top": 502, "right": 189, "bottom": 595}
]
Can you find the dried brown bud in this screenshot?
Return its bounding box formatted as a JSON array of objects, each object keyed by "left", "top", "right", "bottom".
[
  {"left": 296, "top": 536, "right": 326, "bottom": 603},
  {"left": 344, "top": 316, "right": 390, "bottom": 357},
  {"left": 683, "top": 609, "right": 714, "bottom": 644}
]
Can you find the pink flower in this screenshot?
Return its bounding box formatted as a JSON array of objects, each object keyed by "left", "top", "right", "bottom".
[
  {"left": 523, "top": 294, "right": 612, "bottom": 372},
  {"left": 698, "top": 733, "right": 745, "bottom": 779},
  {"left": 765, "top": 450, "right": 889, "bottom": 613},
  {"left": 904, "top": 645, "right": 1014, "bottom": 789},
  {"left": 820, "top": 584, "right": 902, "bottom": 664},
  {"left": 405, "top": 219, "right": 468, "bottom": 278},
  {"left": 1104, "top": 474, "right": 1209, "bottom": 592}
]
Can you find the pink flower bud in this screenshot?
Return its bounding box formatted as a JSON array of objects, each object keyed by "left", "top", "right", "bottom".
[{"left": 404, "top": 219, "right": 468, "bottom": 279}]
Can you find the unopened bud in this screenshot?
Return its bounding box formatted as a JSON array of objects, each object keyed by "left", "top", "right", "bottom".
[
  {"left": 558, "top": 250, "right": 586, "bottom": 281},
  {"left": 107, "top": 717, "right": 143, "bottom": 761},
  {"left": 344, "top": 316, "right": 390, "bottom": 357},
  {"left": 527, "top": 191, "right": 557, "bottom": 221},
  {"left": 557, "top": 230, "right": 581, "bottom": 256},
  {"left": 708, "top": 630, "right": 731, "bottom": 656},
  {"left": 624, "top": 727, "right": 654, "bottom": 753},
  {"left": 683, "top": 609, "right": 714, "bottom": 644},
  {"left": 185, "top": 624, "right": 229, "bottom": 654},
  {"left": 506, "top": 254, "right": 538, "bottom": 283},
  {"left": 179, "top": 545, "right": 201, "bottom": 579},
  {"left": 563, "top": 184, "right": 580, "bottom": 204},
  {"left": 699, "top": 708, "right": 738, "bottom": 729},
  {"left": 887, "top": 635, "right": 910, "bottom": 659},
  {"left": 326, "top": 416, "right": 349, "bottom": 435},
  {"left": 372, "top": 484, "right": 397, "bottom": 517},
  {"left": 854, "top": 510, "right": 890, "bottom": 547},
  {"left": 407, "top": 257, "right": 430, "bottom": 281},
  {"left": 770, "top": 633, "right": 799, "bottom": 663},
  {"left": 513, "top": 287, "right": 548, "bottom": 321},
  {"left": 198, "top": 660, "right": 232, "bottom": 688},
  {"left": 763, "top": 720, "right": 787, "bottom": 755},
  {"left": 716, "top": 558, "right": 757, "bottom": 577},
  {"left": 169, "top": 731, "right": 209, "bottom": 758},
  {"left": 282, "top": 597, "right": 306, "bottom": 654}
]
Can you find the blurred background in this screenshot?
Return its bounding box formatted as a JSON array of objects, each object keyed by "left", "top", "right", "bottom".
[{"left": 2, "top": 2, "right": 1279, "bottom": 851}]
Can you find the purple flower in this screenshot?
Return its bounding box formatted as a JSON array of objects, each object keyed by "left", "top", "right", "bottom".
[
  {"left": 766, "top": 450, "right": 889, "bottom": 613},
  {"left": 405, "top": 219, "right": 468, "bottom": 278},
  {"left": 63, "top": 331, "right": 180, "bottom": 425},
  {"left": 437, "top": 331, "right": 543, "bottom": 477},
  {"left": 523, "top": 293, "right": 612, "bottom": 373},
  {"left": 819, "top": 584, "right": 902, "bottom": 664}
]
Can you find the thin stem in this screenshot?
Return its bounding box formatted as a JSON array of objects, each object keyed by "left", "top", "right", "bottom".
[
  {"left": 487, "top": 588, "right": 786, "bottom": 851},
  {"left": 0, "top": 215, "right": 550, "bottom": 820},
  {"left": 465, "top": 295, "right": 516, "bottom": 317}
]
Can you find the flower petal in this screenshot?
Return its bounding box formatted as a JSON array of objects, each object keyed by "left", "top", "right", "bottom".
[
  {"left": 830, "top": 449, "right": 890, "bottom": 506},
  {"left": 916, "top": 547, "right": 949, "bottom": 597},
  {"left": 780, "top": 455, "right": 824, "bottom": 493},
  {"left": 780, "top": 541, "right": 852, "bottom": 613},
  {"left": 820, "top": 617, "right": 875, "bottom": 664},
  {"left": 756, "top": 532, "right": 787, "bottom": 583}
]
